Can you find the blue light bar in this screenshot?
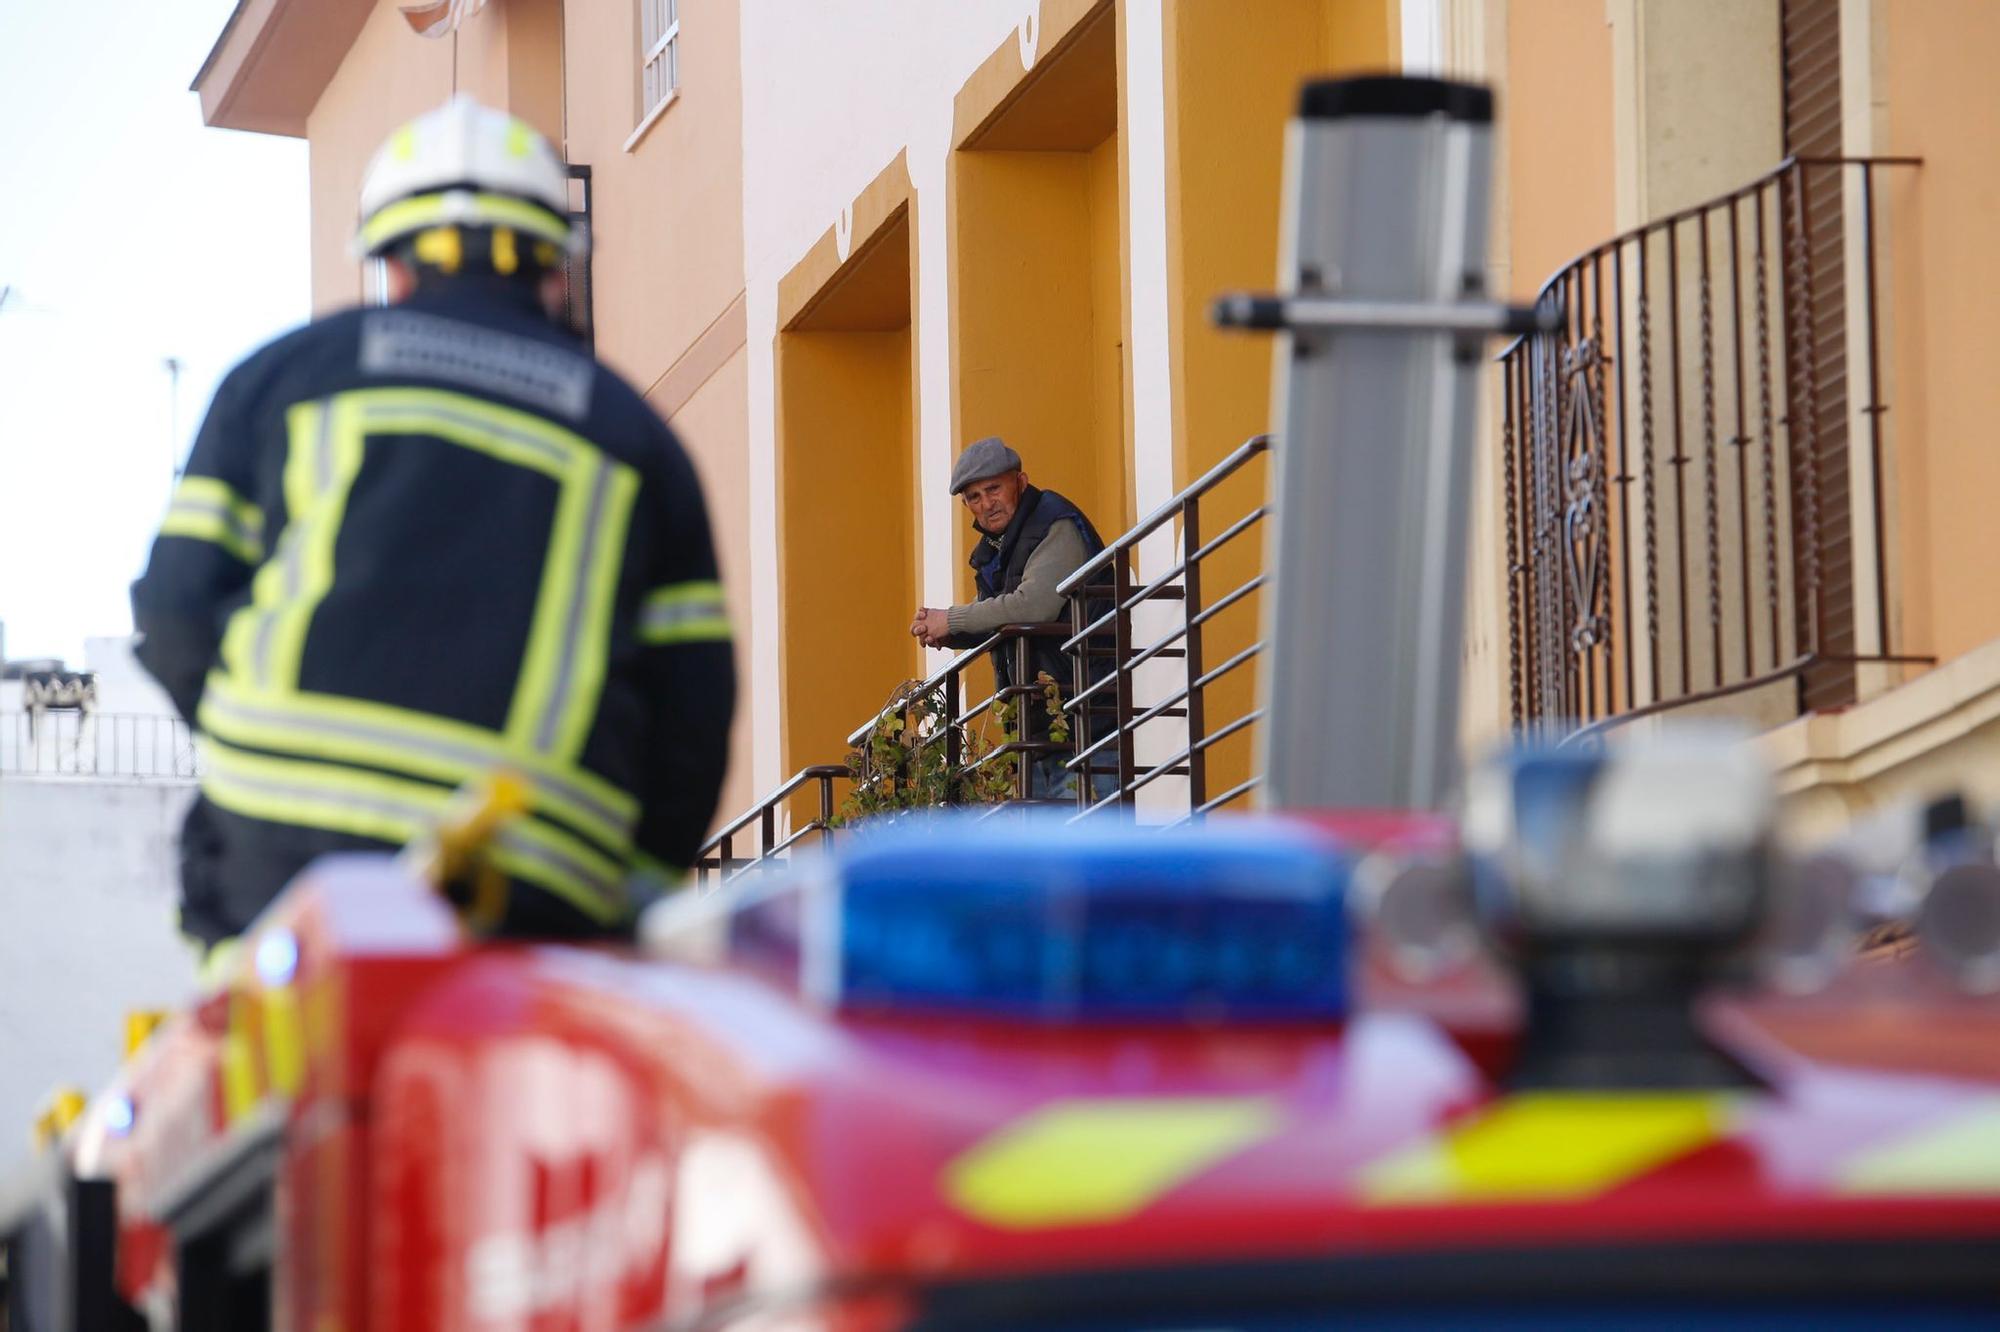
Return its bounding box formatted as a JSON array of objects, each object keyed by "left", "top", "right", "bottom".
[{"left": 776, "top": 819, "right": 1350, "bottom": 1023}]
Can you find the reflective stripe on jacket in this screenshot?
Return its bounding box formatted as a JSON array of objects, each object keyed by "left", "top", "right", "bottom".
[{"left": 132, "top": 278, "right": 736, "bottom": 924}]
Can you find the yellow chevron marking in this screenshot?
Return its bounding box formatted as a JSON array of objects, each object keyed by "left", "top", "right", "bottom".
[
  {"left": 1842, "top": 1099, "right": 2000, "bottom": 1196},
  {"left": 945, "top": 1096, "right": 1280, "bottom": 1230},
  {"left": 1362, "top": 1092, "right": 1736, "bottom": 1204}
]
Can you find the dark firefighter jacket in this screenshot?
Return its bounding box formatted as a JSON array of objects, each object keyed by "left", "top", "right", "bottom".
[
  {"left": 131, "top": 277, "right": 736, "bottom": 941},
  {"left": 955, "top": 485, "right": 1108, "bottom": 702}
]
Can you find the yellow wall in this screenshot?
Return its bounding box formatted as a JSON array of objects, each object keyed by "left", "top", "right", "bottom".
[
  {"left": 1089, "top": 134, "right": 1128, "bottom": 531},
  {"left": 949, "top": 2, "right": 1127, "bottom": 600},
  {"left": 1504, "top": 0, "right": 1616, "bottom": 299},
  {"left": 1159, "top": 0, "right": 1397, "bottom": 806},
  {"left": 775, "top": 324, "right": 919, "bottom": 769},
  {"left": 1881, "top": 0, "right": 2000, "bottom": 668},
  {"left": 950, "top": 147, "right": 1126, "bottom": 587},
  {"left": 1162, "top": 0, "right": 1398, "bottom": 489}
]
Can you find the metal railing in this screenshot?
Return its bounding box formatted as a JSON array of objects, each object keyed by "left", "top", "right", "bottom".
[
  {"left": 1500, "top": 156, "right": 1926, "bottom": 738},
  {"left": 692, "top": 624, "right": 1078, "bottom": 885},
  {"left": 0, "top": 712, "right": 199, "bottom": 780},
  {"left": 842, "top": 624, "right": 1080, "bottom": 811},
  {"left": 1059, "top": 435, "right": 1272, "bottom": 822},
  {"left": 693, "top": 435, "right": 1276, "bottom": 884},
  {"left": 694, "top": 764, "right": 848, "bottom": 883}
]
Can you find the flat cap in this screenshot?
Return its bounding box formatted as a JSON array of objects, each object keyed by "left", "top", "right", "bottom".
[{"left": 949, "top": 436, "right": 1023, "bottom": 495}]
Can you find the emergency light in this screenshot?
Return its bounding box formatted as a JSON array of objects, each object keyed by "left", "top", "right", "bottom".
[{"left": 677, "top": 820, "right": 1352, "bottom": 1024}]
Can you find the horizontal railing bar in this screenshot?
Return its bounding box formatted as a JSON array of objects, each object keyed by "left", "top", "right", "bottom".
[
  {"left": 1183, "top": 504, "right": 1269, "bottom": 569},
  {"left": 1060, "top": 436, "right": 1272, "bottom": 594},
  {"left": 1070, "top": 640, "right": 1263, "bottom": 747},
  {"left": 1073, "top": 505, "right": 1268, "bottom": 639},
  {"left": 1187, "top": 575, "right": 1266, "bottom": 632},
  {"left": 1064, "top": 580, "right": 1195, "bottom": 645},
  {"left": 1127, "top": 742, "right": 1202, "bottom": 792},
  {"left": 1197, "top": 776, "right": 1261, "bottom": 814},
  {"left": 1497, "top": 155, "right": 1922, "bottom": 361},
  {"left": 696, "top": 765, "right": 847, "bottom": 854},
  {"left": 1190, "top": 642, "right": 1262, "bottom": 695},
  {"left": 1077, "top": 572, "right": 1266, "bottom": 671},
  {"left": 1192, "top": 707, "right": 1262, "bottom": 755},
  {"left": 842, "top": 623, "right": 1069, "bottom": 746},
  {"left": 767, "top": 822, "right": 831, "bottom": 857},
  {"left": 1563, "top": 657, "right": 1816, "bottom": 745}
]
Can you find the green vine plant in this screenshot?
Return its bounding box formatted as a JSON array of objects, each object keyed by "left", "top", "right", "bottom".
[{"left": 833, "top": 671, "right": 1070, "bottom": 828}]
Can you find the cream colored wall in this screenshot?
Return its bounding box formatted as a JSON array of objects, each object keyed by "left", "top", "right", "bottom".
[
  {"left": 662, "top": 348, "right": 757, "bottom": 822},
  {"left": 305, "top": 2, "right": 454, "bottom": 312},
  {"left": 1609, "top": 0, "right": 1782, "bottom": 229},
  {"left": 561, "top": 0, "right": 757, "bottom": 812},
  {"left": 296, "top": 0, "right": 760, "bottom": 827},
  {"left": 561, "top": 0, "right": 747, "bottom": 397}
]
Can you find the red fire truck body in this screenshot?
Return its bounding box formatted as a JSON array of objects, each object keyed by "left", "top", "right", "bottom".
[{"left": 36, "top": 814, "right": 2000, "bottom": 1331}]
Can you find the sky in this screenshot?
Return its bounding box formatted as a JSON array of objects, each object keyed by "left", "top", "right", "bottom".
[{"left": 0, "top": 0, "right": 310, "bottom": 665}]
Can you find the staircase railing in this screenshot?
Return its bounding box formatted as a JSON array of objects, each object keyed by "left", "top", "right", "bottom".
[
  {"left": 1058, "top": 435, "right": 1271, "bottom": 821},
  {"left": 694, "top": 435, "right": 1275, "bottom": 881}
]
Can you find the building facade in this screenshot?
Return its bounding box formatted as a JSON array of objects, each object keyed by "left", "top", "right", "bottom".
[{"left": 193, "top": 0, "right": 2000, "bottom": 849}]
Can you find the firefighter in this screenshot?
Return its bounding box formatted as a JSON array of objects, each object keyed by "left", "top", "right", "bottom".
[{"left": 131, "top": 96, "right": 735, "bottom": 946}]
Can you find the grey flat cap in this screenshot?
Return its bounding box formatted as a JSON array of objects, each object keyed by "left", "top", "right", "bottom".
[{"left": 949, "top": 436, "right": 1023, "bottom": 494}]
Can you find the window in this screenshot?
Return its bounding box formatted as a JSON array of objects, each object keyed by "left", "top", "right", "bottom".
[{"left": 640, "top": 0, "right": 680, "bottom": 122}]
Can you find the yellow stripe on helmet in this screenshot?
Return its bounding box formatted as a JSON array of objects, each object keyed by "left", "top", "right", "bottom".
[{"left": 357, "top": 190, "right": 571, "bottom": 257}]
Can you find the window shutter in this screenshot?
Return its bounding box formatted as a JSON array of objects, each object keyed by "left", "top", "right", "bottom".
[{"left": 1781, "top": 0, "right": 1854, "bottom": 711}]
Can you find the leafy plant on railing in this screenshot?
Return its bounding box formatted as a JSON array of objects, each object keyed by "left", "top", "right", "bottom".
[{"left": 834, "top": 672, "right": 1068, "bottom": 827}]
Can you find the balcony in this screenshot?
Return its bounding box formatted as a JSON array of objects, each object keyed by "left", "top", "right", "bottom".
[
  {"left": 697, "top": 437, "right": 1272, "bottom": 883},
  {"left": 702, "top": 155, "right": 1932, "bottom": 879},
  {"left": 1499, "top": 156, "right": 1925, "bottom": 739}
]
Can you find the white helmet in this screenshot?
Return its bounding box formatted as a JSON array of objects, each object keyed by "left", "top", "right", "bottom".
[{"left": 353, "top": 95, "right": 580, "bottom": 259}]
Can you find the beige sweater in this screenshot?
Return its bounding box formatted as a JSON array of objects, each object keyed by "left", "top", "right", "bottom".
[{"left": 945, "top": 521, "right": 1091, "bottom": 638}]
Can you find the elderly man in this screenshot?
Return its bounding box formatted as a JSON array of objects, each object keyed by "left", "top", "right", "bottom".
[{"left": 911, "top": 436, "right": 1112, "bottom": 798}]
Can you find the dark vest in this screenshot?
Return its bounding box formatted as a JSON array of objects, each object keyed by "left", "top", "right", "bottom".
[{"left": 968, "top": 486, "right": 1107, "bottom": 699}]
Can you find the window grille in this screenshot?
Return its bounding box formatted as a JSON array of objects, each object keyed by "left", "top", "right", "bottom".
[
  {"left": 641, "top": 0, "right": 680, "bottom": 122},
  {"left": 564, "top": 164, "right": 594, "bottom": 349}
]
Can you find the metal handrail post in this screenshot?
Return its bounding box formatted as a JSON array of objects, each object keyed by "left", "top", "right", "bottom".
[
  {"left": 943, "top": 667, "right": 962, "bottom": 804},
  {"left": 1112, "top": 549, "right": 1136, "bottom": 801},
  {"left": 1181, "top": 495, "right": 1209, "bottom": 809},
  {"left": 1013, "top": 634, "right": 1032, "bottom": 801}
]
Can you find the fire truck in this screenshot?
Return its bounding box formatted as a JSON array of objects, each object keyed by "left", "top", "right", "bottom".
[
  {"left": 8, "top": 72, "right": 2000, "bottom": 1329},
  {"left": 7, "top": 744, "right": 2000, "bottom": 1330}
]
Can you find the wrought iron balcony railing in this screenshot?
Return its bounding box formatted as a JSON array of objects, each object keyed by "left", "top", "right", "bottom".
[{"left": 1499, "top": 156, "right": 1926, "bottom": 738}]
